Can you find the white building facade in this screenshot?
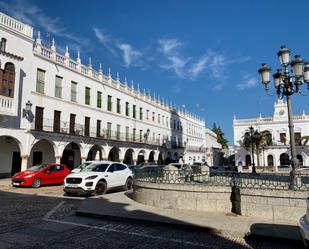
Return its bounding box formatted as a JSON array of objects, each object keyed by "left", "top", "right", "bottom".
[
  {"left": 0, "top": 12, "right": 209, "bottom": 177},
  {"left": 233, "top": 100, "right": 309, "bottom": 171}
]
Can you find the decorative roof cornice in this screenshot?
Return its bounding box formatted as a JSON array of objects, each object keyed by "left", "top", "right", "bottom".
[{"left": 0, "top": 50, "right": 24, "bottom": 61}]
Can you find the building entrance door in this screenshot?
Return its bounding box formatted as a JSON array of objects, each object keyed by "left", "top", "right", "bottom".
[{"left": 11, "top": 151, "right": 21, "bottom": 175}]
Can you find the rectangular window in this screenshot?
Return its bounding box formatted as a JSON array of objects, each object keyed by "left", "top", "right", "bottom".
[
  {"left": 55, "top": 75, "right": 62, "bottom": 98},
  {"left": 116, "top": 124, "right": 121, "bottom": 140},
  {"left": 125, "top": 102, "right": 129, "bottom": 116},
  {"left": 280, "top": 133, "right": 287, "bottom": 143},
  {"left": 152, "top": 112, "right": 155, "bottom": 122},
  {"left": 71, "top": 81, "right": 77, "bottom": 102},
  {"left": 85, "top": 117, "right": 90, "bottom": 136},
  {"left": 53, "top": 110, "right": 61, "bottom": 133},
  {"left": 96, "top": 120, "right": 101, "bottom": 137},
  {"left": 107, "top": 122, "right": 112, "bottom": 139},
  {"left": 139, "top": 130, "right": 143, "bottom": 142},
  {"left": 108, "top": 95, "right": 112, "bottom": 111},
  {"left": 146, "top": 110, "right": 149, "bottom": 120},
  {"left": 35, "top": 106, "right": 44, "bottom": 131},
  {"left": 133, "top": 105, "right": 136, "bottom": 119},
  {"left": 139, "top": 107, "right": 143, "bottom": 120},
  {"left": 97, "top": 91, "right": 102, "bottom": 108},
  {"left": 166, "top": 117, "right": 168, "bottom": 127},
  {"left": 126, "top": 126, "right": 129, "bottom": 141},
  {"left": 70, "top": 114, "right": 76, "bottom": 134},
  {"left": 158, "top": 114, "right": 160, "bottom": 123},
  {"left": 133, "top": 128, "right": 136, "bottom": 141},
  {"left": 36, "top": 69, "right": 45, "bottom": 94},
  {"left": 117, "top": 98, "right": 121, "bottom": 114},
  {"left": 85, "top": 87, "right": 90, "bottom": 105}
]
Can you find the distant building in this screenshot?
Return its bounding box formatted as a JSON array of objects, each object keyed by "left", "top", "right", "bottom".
[{"left": 233, "top": 100, "right": 309, "bottom": 170}]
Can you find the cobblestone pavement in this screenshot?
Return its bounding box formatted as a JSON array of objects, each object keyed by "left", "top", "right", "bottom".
[{"left": 0, "top": 183, "right": 305, "bottom": 249}]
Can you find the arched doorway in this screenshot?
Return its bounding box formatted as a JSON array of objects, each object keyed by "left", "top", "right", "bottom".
[
  {"left": 123, "top": 149, "right": 134, "bottom": 165},
  {"left": 0, "top": 136, "right": 21, "bottom": 177},
  {"left": 87, "top": 145, "right": 102, "bottom": 161},
  {"left": 158, "top": 153, "right": 163, "bottom": 165},
  {"left": 245, "top": 155, "right": 251, "bottom": 166},
  {"left": 137, "top": 150, "right": 146, "bottom": 165},
  {"left": 148, "top": 151, "right": 155, "bottom": 163},
  {"left": 280, "top": 153, "right": 290, "bottom": 166},
  {"left": 61, "top": 142, "right": 81, "bottom": 170},
  {"left": 165, "top": 151, "right": 172, "bottom": 164},
  {"left": 297, "top": 154, "right": 303, "bottom": 166},
  {"left": 267, "top": 155, "right": 274, "bottom": 167},
  {"left": 108, "top": 147, "right": 120, "bottom": 162},
  {"left": 174, "top": 152, "right": 179, "bottom": 162},
  {"left": 29, "top": 139, "right": 56, "bottom": 167}
]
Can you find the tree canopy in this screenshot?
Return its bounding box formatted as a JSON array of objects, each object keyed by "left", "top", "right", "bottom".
[{"left": 212, "top": 123, "right": 228, "bottom": 149}]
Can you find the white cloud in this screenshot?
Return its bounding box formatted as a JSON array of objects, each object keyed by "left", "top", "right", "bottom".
[
  {"left": 237, "top": 73, "right": 259, "bottom": 90},
  {"left": 118, "top": 43, "right": 142, "bottom": 68},
  {"left": 160, "top": 55, "right": 188, "bottom": 78},
  {"left": 188, "top": 54, "right": 210, "bottom": 79},
  {"left": 93, "top": 27, "right": 117, "bottom": 55},
  {"left": 158, "top": 38, "right": 182, "bottom": 54},
  {"left": 0, "top": 0, "right": 90, "bottom": 47}
]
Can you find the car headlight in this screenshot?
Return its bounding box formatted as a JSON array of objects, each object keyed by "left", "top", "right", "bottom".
[
  {"left": 85, "top": 175, "right": 98, "bottom": 180},
  {"left": 24, "top": 174, "right": 35, "bottom": 178}
]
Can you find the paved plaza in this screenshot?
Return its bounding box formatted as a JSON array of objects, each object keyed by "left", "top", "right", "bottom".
[{"left": 0, "top": 179, "right": 305, "bottom": 249}]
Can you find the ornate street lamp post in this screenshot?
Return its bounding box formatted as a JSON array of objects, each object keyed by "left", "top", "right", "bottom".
[{"left": 258, "top": 45, "right": 309, "bottom": 189}]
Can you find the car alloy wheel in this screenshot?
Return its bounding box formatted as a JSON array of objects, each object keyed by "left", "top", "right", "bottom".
[
  {"left": 32, "top": 178, "right": 41, "bottom": 188},
  {"left": 125, "top": 177, "right": 133, "bottom": 190},
  {"left": 95, "top": 180, "right": 107, "bottom": 195}
]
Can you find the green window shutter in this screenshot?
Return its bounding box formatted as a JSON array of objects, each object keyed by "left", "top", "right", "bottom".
[
  {"left": 85, "top": 87, "right": 90, "bottom": 105},
  {"left": 108, "top": 95, "right": 112, "bottom": 111},
  {"left": 97, "top": 91, "right": 102, "bottom": 108}
]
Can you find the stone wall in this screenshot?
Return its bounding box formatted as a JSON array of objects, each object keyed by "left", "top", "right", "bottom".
[
  {"left": 133, "top": 180, "right": 308, "bottom": 223},
  {"left": 133, "top": 181, "right": 232, "bottom": 213},
  {"left": 239, "top": 188, "right": 307, "bottom": 223}
]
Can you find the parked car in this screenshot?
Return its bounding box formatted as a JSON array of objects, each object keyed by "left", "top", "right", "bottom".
[
  {"left": 71, "top": 161, "right": 100, "bottom": 173},
  {"left": 168, "top": 163, "right": 192, "bottom": 171},
  {"left": 64, "top": 161, "right": 133, "bottom": 196},
  {"left": 11, "top": 164, "right": 71, "bottom": 188}
]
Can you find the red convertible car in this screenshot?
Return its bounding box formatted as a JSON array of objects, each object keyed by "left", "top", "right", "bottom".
[{"left": 11, "top": 164, "right": 71, "bottom": 188}]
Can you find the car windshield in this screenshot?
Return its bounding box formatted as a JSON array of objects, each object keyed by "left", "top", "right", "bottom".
[
  {"left": 75, "top": 162, "right": 92, "bottom": 170},
  {"left": 80, "top": 163, "right": 110, "bottom": 172},
  {"left": 28, "top": 164, "right": 48, "bottom": 172}
]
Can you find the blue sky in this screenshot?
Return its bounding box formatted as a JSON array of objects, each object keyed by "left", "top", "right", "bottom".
[{"left": 1, "top": 0, "right": 309, "bottom": 144}]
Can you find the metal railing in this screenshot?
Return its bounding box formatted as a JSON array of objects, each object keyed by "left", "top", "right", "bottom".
[
  {"left": 30, "top": 118, "right": 176, "bottom": 147},
  {"left": 134, "top": 168, "right": 309, "bottom": 191}
]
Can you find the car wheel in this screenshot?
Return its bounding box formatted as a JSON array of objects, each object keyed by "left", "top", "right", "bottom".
[
  {"left": 32, "top": 178, "right": 41, "bottom": 188},
  {"left": 125, "top": 177, "right": 133, "bottom": 190},
  {"left": 95, "top": 180, "right": 107, "bottom": 195}
]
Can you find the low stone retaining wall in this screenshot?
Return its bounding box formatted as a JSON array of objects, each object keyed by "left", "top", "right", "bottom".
[
  {"left": 239, "top": 188, "right": 307, "bottom": 223},
  {"left": 133, "top": 180, "right": 308, "bottom": 223},
  {"left": 133, "top": 181, "right": 232, "bottom": 213}
]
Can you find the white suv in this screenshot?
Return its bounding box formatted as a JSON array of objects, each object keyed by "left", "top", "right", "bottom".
[{"left": 64, "top": 161, "right": 133, "bottom": 195}]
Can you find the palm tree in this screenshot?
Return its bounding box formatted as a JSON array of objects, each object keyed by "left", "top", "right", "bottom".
[{"left": 241, "top": 129, "right": 272, "bottom": 167}]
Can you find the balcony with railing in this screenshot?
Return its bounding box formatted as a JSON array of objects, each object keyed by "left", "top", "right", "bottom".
[
  {"left": 30, "top": 118, "right": 170, "bottom": 147},
  {"left": 0, "top": 95, "right": 15, "bottom": 115}
]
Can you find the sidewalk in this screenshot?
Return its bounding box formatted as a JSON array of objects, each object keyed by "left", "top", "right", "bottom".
[{"left": 76, "top": 191, "right": 301, "bottom": 241}]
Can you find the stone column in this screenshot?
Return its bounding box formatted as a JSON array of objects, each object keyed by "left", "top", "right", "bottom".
[
  {"left": 55, "top": 155, "right": 61, "bottom": 164},
  {"left": 81, "top": 156, "right": 87, "bottom": 163},
  {"left": 21, "top": 155, "right": 29, "bottom": 171}
]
